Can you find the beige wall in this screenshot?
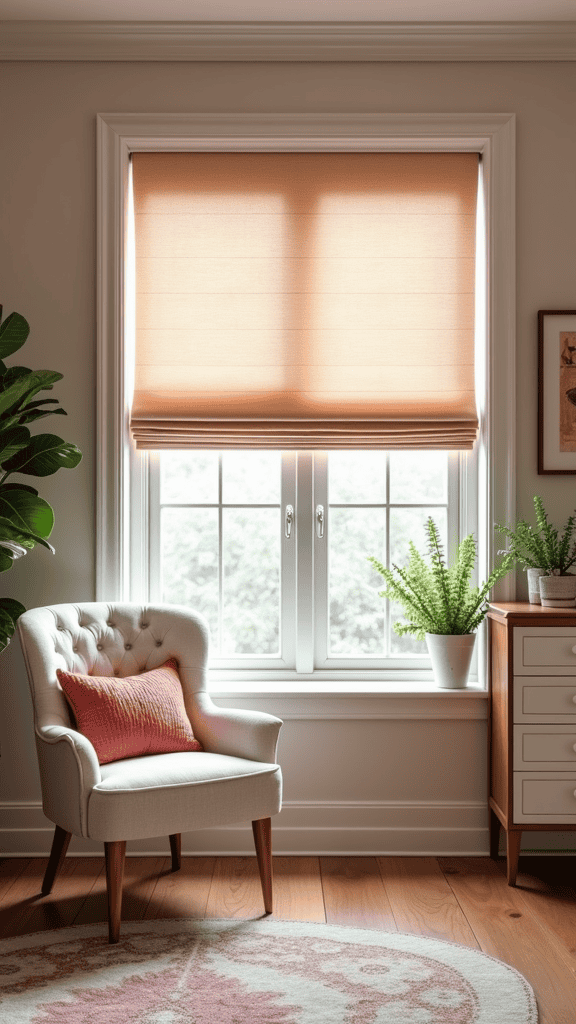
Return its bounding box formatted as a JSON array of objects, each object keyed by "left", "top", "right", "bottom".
[{"left": 1, "top": 58, "right": 575, "bottom": 853}]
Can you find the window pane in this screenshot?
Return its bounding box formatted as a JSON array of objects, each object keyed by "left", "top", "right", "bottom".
[
  {"left": 161, "top": 508, "right": 219, "bottom": 646},
  {"left": 389, "top": 450, "right": 447, "bottom": 504},
  {"left": 161, "top": 451, "right": 218, "bottom": 504},
  {"left": 222, "top": 451, "right": 280, "bottom": 504},
  {"left": 329, "top": 508, "right": 386, "bottom": 656},
  {"left": 389, "top": 507, "right": 448, "bottom": 569},
  {"left": 329, "top": 451, "right": 386, "bottom": 505},
  {"left": 222, "top": 508, "right": 280, "bottom": 655}
]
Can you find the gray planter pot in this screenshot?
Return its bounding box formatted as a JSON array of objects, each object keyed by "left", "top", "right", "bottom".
[
  {"left": 425, "top": 632, "right": 476, "bottom": 689},
  {"left": 538, "top": 574, "right": 576, "bottom": 608},
  {"left": 526, "top": 567, "right": 546, "bottom": 604}
]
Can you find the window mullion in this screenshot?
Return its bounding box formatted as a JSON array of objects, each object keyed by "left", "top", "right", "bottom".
[{"left": 295, "top": 451, "right": 315, "bottom": 674}]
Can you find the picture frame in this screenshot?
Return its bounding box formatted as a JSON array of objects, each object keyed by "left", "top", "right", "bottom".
[{"left": 538, "top": 309, "right": 576, "bottom": 474}]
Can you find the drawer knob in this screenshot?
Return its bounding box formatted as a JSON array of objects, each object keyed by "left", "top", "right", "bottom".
[
  {"left": 573, "top": 744, "right": 576, "bottom": 753},
  {"left": 573, "top": 696, "right": 576, "bottom": 704},
  {"left": 572, "top": 645, "right": 576, "bottom": 654}
]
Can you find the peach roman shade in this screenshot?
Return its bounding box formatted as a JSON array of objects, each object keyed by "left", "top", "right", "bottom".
[{"left": 131, "top": 151, "right": 479, "bottom": 449}]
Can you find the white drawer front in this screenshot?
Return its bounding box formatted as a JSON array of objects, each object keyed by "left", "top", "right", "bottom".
[
  {"left": 513, "top": 677, "right": 576, "bottom": 723},
  {"left": 513, "top": 772, "right": 576, "bottom": 822},
  {"left": 513, "top": 725, "right": 576, "bottom": 769},
  {"left": 513, "top": 627, "right": 576, "bottom": 675}
]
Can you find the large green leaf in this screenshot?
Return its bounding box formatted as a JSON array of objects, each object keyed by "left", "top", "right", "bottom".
[
  {"left": 1, "top": 366, "right": 32, "bottom": 388},
  {"left": 17, "top": 407, "right": 67, "bottom": 426},
  {"left": 0, "top": 484, "right": 54, "bottom": 538},
  {"left": 0, "top": 312, "right": 29, "bottom": 360},
  {"left": 0, "top": 597, "right": 25, "bottom": 622},
  {"left": 0, "top": 599, "right": 25, "bottom": 652},
  {"left": 0, "top": 607, "right": 17, "bottom": 653},
  {"left": 0, "top": 548, "right": 15, "bottom": 572},
  {"left": 0, "top": 370, "right": 63, "bottom": 419},
  {"left": 2, "top": 433, "right": 82, "bottom": 478},
  {"left": 0, "top": 515, "right": 54, "bottom": 551},
  {"left": 0, "top": 426, "right": 31, "bottom": 464}
]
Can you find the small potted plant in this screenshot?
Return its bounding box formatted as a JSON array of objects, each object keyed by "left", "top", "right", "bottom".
[
  {"left": 368, "top": 518, "right": 514, "bottom": 688},
  {"left": 495, "top": 496, "right": 576, "bottom": 607}
]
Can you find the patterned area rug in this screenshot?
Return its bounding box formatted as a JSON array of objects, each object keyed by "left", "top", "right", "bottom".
[{"left": 0, "top": 918, "right": 538, "bottom": 1023}]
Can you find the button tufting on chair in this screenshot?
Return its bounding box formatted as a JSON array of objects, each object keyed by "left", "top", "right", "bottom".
[
  {"left": 156, "top": 640, "right": 163, "bottom": 647},
  {"left": 125, "top": 643, "right": 132, "bottom": 650}
]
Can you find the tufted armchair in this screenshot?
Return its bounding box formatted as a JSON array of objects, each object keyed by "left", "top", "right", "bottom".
[{"left": 17, "top": 602, "right": 283, "bottom": 942}]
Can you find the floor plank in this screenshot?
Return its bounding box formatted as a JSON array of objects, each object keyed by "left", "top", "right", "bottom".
[
  {"left": 379, "top": 856, "right": 480, "bottom": 947},
  {"left": 439, "top": 856, "right": 576, "bottom": 1024},
  {"left": 144, "top": 857, "right": 215, "bottom": 920},
  {"left": 270, "top": 856, "right": 326, "bottom": 922},
  {"left": 204, "top": 856, "right": 267, "bottom": 920},
  {"left": 0, "top": 858, "right": 30, "bottom": 903},
  {"left": 121, "top": 857, "right": 167, "bottom": 921},
  {"left": 320, "top": 856, "right": 397, "bottom": 930}
]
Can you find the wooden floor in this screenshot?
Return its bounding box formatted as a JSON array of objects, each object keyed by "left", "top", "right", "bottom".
[{"left": 0, "top": 853, "right": 575, "bottom": 1021}]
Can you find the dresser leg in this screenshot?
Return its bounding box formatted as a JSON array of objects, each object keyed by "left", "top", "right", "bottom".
[
  {"left": 489, "top": 808, "right": 501, "bottom": 860},
  {"left": 506, "top": 830, "right": 522, "bottom": 886}
]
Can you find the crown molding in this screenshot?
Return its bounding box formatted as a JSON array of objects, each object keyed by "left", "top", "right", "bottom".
[{"left": 1, "top": 19, "right": 576, "bottom": 61}]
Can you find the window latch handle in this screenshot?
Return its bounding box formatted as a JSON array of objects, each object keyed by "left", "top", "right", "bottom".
[
  {"left": 316, "top": 504, "right": 325, "bottom": 539},
  {"left": 285, "top": 504, "right": 295, "bottom": 539}
]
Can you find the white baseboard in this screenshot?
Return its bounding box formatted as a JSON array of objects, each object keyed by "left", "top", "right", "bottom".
[{"left": 2, "top": 799, "right": 575, "bottom": 857}]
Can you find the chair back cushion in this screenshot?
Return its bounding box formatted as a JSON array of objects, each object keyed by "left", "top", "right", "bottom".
[
  {"left": 57, "top": 658, "right": 203, "bottom": 764},
  {"left": 17, "top": 603, "right": 210, "bottom": 735}
]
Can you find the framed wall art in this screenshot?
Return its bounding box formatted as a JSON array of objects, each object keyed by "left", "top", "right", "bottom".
[{"left": 538, "top": 309, "right": 576, "bottom": 474}]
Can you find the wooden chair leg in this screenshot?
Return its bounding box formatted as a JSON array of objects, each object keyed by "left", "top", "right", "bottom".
[
  {"left": 169, "top": 833, "right": 181, "bottom": 872},
  {"left": 42, "top": 826, "right": 72, "bottom": 896},
  {"left": 506, "top": 829, "right": 522, "bottom": 886},
  {"left": 252, "top": 817, "right": 273, "bottom": 914},
  {"left": 104, "top": 840, "right": 126, "bottom": 943}
]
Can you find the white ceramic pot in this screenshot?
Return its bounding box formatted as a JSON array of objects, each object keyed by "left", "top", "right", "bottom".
[
  {"left": 538, "top": 574, "right": 576, "bottom": 608},
  {"left": 425, "top": 632, "right": 476, "bottom": 689},
  {"left": 526, "top": 567, "right": 546, "bottom": 605}
]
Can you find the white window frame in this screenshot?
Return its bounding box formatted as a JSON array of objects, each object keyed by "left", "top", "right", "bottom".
[{"left": 96, "top": 112, "right": 516, "bottom": 692}]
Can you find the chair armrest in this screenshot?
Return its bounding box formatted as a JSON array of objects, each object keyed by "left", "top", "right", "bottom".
[
  {"left": 35, "top": 725, "right": 102, "bottom": 837},
  {"left": 192, "top": 692, "right": 282, "bottom": 764}
]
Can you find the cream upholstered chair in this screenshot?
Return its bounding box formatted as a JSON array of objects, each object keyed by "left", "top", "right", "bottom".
[{"left": 17, "top": 602, "right": 282, "bottom": 943}]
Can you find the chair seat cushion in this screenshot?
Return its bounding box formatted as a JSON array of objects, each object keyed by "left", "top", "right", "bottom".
[
  {"left": 96, "top": 751, "right": 277, "bottom": 791},
  {"left": 56, "top": 659, "right": 202, "bottom": 764},
  {"left": 88, "top": 751, "right": 282, "bottom": 842}
]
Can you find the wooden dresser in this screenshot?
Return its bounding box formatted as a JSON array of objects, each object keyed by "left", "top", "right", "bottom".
[{"left": 487, "top": 602, "right": 576, "bottom": 884}]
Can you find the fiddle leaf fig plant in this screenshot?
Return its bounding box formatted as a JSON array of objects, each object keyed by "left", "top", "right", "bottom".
[{"left": 0, "top": 307, "right": 82, "bottom": 653}]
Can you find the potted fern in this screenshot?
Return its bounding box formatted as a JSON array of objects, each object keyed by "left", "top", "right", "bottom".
[
  {"left": 368, "top": 518, "right": 514, "bottom": 688},
  {"left": 495, "top": 496, "right": 576, "bottom": 607}
]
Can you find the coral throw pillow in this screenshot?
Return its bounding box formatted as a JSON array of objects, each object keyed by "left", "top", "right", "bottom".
[{"left": 56, "top": 658, "right": 203, "bottom": 764}]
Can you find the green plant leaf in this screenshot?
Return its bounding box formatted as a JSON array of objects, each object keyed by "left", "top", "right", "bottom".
[
  {"left": 0, "top": 608, "right": 17, "bottom": 652},
  {"left": 0, "top": 515, "right": 54, "bottom": 551},
  {"left": 0, "top": 485, "right": 54, "bottom": 538},
  {"left": 0, "top": 546, "right": 18, "bottom": 571},
  {"left": 1, "top": 366, "right": 32, "bottom": 388},
  {"left": 0, "top": 597, "right": 25, "bottom": 622},
  {"left": 2, "top": 433, "right": 82, "bottom": 478},
  {"left": 17, "top": 407, "right": 67, "bottom": 425},
  {"left": 0, "top": 426, "right": 31, "bottom": 464},
  {"left": 0, "top": 597, "right": 26, "bottom": 650},
  {"left": 0, "top": 312, "right": 29, "bottom": 360},
  {"left": 0, "top": 370, "right": 63, "bottom": 420}
]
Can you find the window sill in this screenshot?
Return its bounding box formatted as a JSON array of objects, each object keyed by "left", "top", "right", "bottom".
[{"left": 207, "top": 678, "right": 488, "bottom": 720}]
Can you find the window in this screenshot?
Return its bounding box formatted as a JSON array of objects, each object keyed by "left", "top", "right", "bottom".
[{"left": 97, "top": 113, "right": 516, "bottom": 690}]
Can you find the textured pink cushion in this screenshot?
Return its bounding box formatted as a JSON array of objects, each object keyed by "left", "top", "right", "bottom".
[{"left": 56, "top": 658, "right": 203, "bottom": 765}]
